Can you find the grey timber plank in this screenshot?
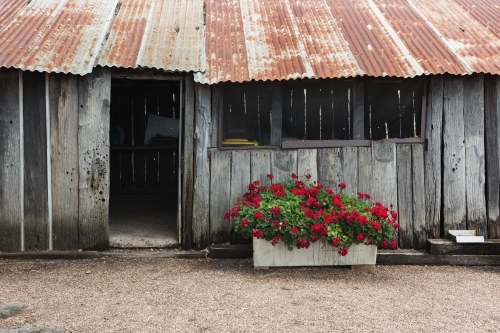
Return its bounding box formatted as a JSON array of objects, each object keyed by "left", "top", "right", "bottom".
[
  {"left": 77, "top": 68, "right": 111, "bottom": 251},
  {"left": 485, "top": 74, "right": 500, "bottom": 238},
  {"left": 23, "top": 71, "right": 48, "bottom": 251},
  {"left": 182, "top": 75, "right": 195, "bottom": 249},
  {"left": 49, "top": 74, "right": 79, "bottom": 250},
  {"left": 317, "top": 148, "right": 342, "bottom": 189},
  {"left": 271, "top": 82, "right": 283, "bottom": 146},
  {"left": 352, "top": 77, "right": 364, "bottom": 140},
  {"left": 230, "top": 150, "right": 251, "bottom": 244},
  {"left": 211, "top": 84, "right": 222, "bottom": 148},
  {"left": 412, "top": 144, "right": 426, "bottom": 249},
  {"left": 425, "top": 75, "right": 443, "bottom": 238},
  {"left": 463, "top": 74, "right": 487, "bottom": 236},
  {"left": 443, "top": 75, "right": 466, "bottom": 232},
  {"left": 297, "top": 149, "right": 318, "bottom": 182},
  {"left": 341, "top": 147, "right": 358, "bottom": 194},
  {"left": 357, "top": 147, "right": 373, "bottom": 197},
  {"left": 209, "top": 150, "right": 231, "bottom": 244},
  {"left": 397, "top": 144, "right": 413, "bottom": 249},
  {"left": 251, "top": 150, "right": 272, "bottom": 188},
  {"left": 0, "top": 69, "right": 22, "bottom": 252},
  {"left": 192, "top": 83, "right": 211, "bottom": 249},
  {"left": 426, "top": 238, "right": 500, "bottom": 255},
  {"left": 372, "top": 142, "right": 398, "bottom": 215},
  {"left": 271, "top": 150, "right": 297, "bottom": 183}
]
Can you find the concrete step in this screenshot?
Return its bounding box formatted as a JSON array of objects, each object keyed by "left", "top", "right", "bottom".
[{"left": 426, "top": 238, "right": 500, "bottom": 255}]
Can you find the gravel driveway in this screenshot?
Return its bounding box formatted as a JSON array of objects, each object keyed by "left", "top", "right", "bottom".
[{"left": 1, "top": 257, "right": 499, "bottom": 332}]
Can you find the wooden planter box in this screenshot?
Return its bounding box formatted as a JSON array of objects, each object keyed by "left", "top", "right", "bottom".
[{"left": 253, "top": 238, "right": 377, "bottom": 268}]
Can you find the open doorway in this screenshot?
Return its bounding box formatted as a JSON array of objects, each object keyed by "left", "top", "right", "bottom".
[{"left": 108, "top": 79, "right": 182, "bottom": 248}]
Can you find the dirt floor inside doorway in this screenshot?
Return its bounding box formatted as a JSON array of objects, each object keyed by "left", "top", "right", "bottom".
[{"left": 109, "top": 194, "right": 178, "bottom": 248}]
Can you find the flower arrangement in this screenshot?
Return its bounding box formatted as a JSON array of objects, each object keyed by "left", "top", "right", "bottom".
[{"left": 223, "top": 173, "right": 399, "bottom": 256}]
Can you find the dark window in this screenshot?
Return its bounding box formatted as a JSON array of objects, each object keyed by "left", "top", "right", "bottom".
[
  {"left": 282, "top": 79, "right": 353, "bottom": 141},
  {"left": 365, "top": 77, "right": 426, "bottom": 140},
  {"left": 222, "top": 82, "right": 272, "bottom": 147}
]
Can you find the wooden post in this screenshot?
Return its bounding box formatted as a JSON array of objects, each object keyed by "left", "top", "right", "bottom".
[
  {"left": 352, "top": 77, "right": 365, "bottom": 140},
  {"left": 463, "top": 74, "right": 487, "bottom": 236},
  {"left": 192, "top": 82, "right": 211, "bottom": 249},
  {"left": 23, "top": 71, "right": 49, "bottom": 251},
  {"left": 397, "top": 144, "right": 413, "bottom": 249},
  {"left": 182, "top": 74, "right": 195, "bottom": 249},
  {"left": 443, "top": 75, "right": 466, "bottom": 232},
  {"left": 209, "top": 150, "right": 231, "bottom": 243},
  {"left": 412, "top": 144, "right": 426, "bottom": 249},
  {"left": 425, "top": 75, "right": 443, "bottom": 238},
  {"left": 0, "top": 69, "right": 22, "bottom": 252},
  {"left": 49, "top": 73, "right": 79, "bottom": 250},
  {"left": 485, "top": 74, "right": 500, "bottom": 238},
  {"left": 77, "top": 67, "right": 111, "bottom": 251},
  {"left": 211, "top": 84, "right": 223, "bottom": 148},
  {"left": 270, "top": 82, "right": 283, "bottom": 146}
]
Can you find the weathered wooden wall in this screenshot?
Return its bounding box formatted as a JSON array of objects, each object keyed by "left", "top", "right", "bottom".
[
  {"left": 201, "top": 73, "right": 500, "bottom": 250},
  {"left": 0, "top": 68, "right": 111, "bottom": 252}
]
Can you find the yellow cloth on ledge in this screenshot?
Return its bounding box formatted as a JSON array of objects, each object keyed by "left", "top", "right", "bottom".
[{"left": 222, "top": 139, "right": 259, "bottom": 146}]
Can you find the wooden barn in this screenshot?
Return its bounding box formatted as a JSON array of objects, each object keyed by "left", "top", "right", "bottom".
[{"left": 1, "top": 0, "right": 500, "bottom": 252}]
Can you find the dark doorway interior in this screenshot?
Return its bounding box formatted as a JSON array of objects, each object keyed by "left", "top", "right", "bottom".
[{"left": 109, "top": 79, "right": 181, "bottom": 248}]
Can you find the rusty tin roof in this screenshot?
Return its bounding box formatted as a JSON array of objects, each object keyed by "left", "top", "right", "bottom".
[
  {"left": 1, "top": 0, "right": 500, "bottom": 81},
  {"left": 0, "top": 0, "right": 204, "bottom": 75}
]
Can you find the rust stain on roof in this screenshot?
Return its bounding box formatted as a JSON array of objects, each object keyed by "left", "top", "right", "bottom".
[{"left": 1, "top": 0, "right": 500, "bottom": 81}]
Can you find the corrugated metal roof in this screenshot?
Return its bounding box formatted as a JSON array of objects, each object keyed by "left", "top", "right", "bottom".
[
  {"left": 196, "top": 0, "right": 500, "bottom": 83},
  {"left": 1, "top": 0, "right": 500, "bottom": 81},
  {"left": 0, "top": 0, "right": 204, "bottom": 75}
]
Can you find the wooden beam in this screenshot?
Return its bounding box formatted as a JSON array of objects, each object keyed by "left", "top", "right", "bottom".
[
  {"left": 463, "top": 74, "right": 487, "bottom": 236},
  {"left": 49, "top": 73, "right": 79, "bottom": 250},
  {"left": 182, "top": 74, "right": 195, "bottom": 249},
  {"left": 352, "top": 77, "right": 365, "bottom": 140},
  {"left": 412, "top": 144, "right": 426, "bottom": 249},
  {"left": 111, "top": 68, "right": 184, "bottom": 81},
  {"left": 485, "top": 74, "right": 500, "bottom": 238},
  {"left": 23, "top": 71, "right": 49, "bottom": 251},
  {"left": 424, "top": 75, "right": 443, "bottom": 238},
  {"left": 0, "top": 69, "right": 22, "bottom": 252},
  {"left": 397, "top": 144, "right": 413, "bottom": 249},
  {"left": 211, "top": 84, "right": 223, "bottom": 148},
  {"left": 77, "top": 67, "right": 111, "bottom": 251},
  {"left": 270, "top": 82, "right": 283, "bottom": 146},
  {"left": 443, "top": 75, "right": 466, "bottom": 232},
  {"left": 192, "top": 82, "right": 211, "bottom": 249},
  {"left": 209, "top": 150, "right": 231, "bottom": 244}
]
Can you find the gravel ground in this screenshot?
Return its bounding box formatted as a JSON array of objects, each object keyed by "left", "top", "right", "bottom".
[{"left": 1, "top": 257, "right": 499, "bottom": 333}]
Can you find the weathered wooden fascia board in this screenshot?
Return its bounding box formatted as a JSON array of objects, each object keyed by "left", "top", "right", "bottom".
[
  {"left": 77, "top": 67, "right": 111, "bottom": 251},
  {"left": 111, "top": 68, "right": 185, "bottom": 81},
  {"left": 182, "top": 74, "right": 195, "bottom": 249},
  {"left": 0, "top": 69, "right": 22, "bottom": 252},
  {"left": 192, "top": 82, "right": 211, "bottom": 249}
]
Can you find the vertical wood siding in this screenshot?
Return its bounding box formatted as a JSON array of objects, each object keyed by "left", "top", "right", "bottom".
[
  {"left": 77, "top": 68, "right": 111, "bottom": 250},
  {"left": 0, "top": 69, "right": 22, "bottom": 252},
  {"left": 23, "top": 71, "right": 49, "bottom": 251},
  {"left": 49, "top": 74, "right": 79, "bottom": 250}
]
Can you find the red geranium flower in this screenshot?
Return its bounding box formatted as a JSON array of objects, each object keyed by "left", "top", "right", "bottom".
[
  {"left": 291, "top": 173, "right": 299, "bottom": 179},
  {"left": 381, "top": 239, "right": 390, "bottom": 248},
  {"left": 290, "top": 226, "right": 299, "bottom": 234},
  {"left": 254, "top": 211, "right": 263, "bottom": 219},
  {"left": 266, "top": 173, "right": 274, "bottom": 179},
  {"left": 305, "top": 173, "right": 312, "bottom": 180},
  {"left": 223, "top": 212, "right": 231, "bottom": 220},
  {"left": 270, "top": 206, "right": 281, "bottom": 216},
  {"left": 391, "top": 239, "right": 397, "bottom": 250},
  {"left": 332, "top": 237, "right": 341, "bottom": 247},
  {"left": 252, "top": 229, "right": 265, "bottom": 239},
  {"left": 338, "top": 247, "right": 349, "bottom": 256},
  {"left": 271, "top": 233, "right": 282, "bottom": 245},
  {"left": 391, "top": 211, "right": 398, "bottom": 220},
  {"left": 356, "top": 233, "right": 365, "bottom": 241},
  {"left": 240, "top": 219, "right": 249, "bottom": 228},
  {"left": 338, "top": 182, "right": 346, "bottom": 189},
  {"left": 311, "top": 223, "right": 328, "bottom": 237},
  {"left": 370, "top": 221, "right": 382, "bottom": 231},
  {"left": 297, "top": 238, "right": 310, "bottom": 249}
]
